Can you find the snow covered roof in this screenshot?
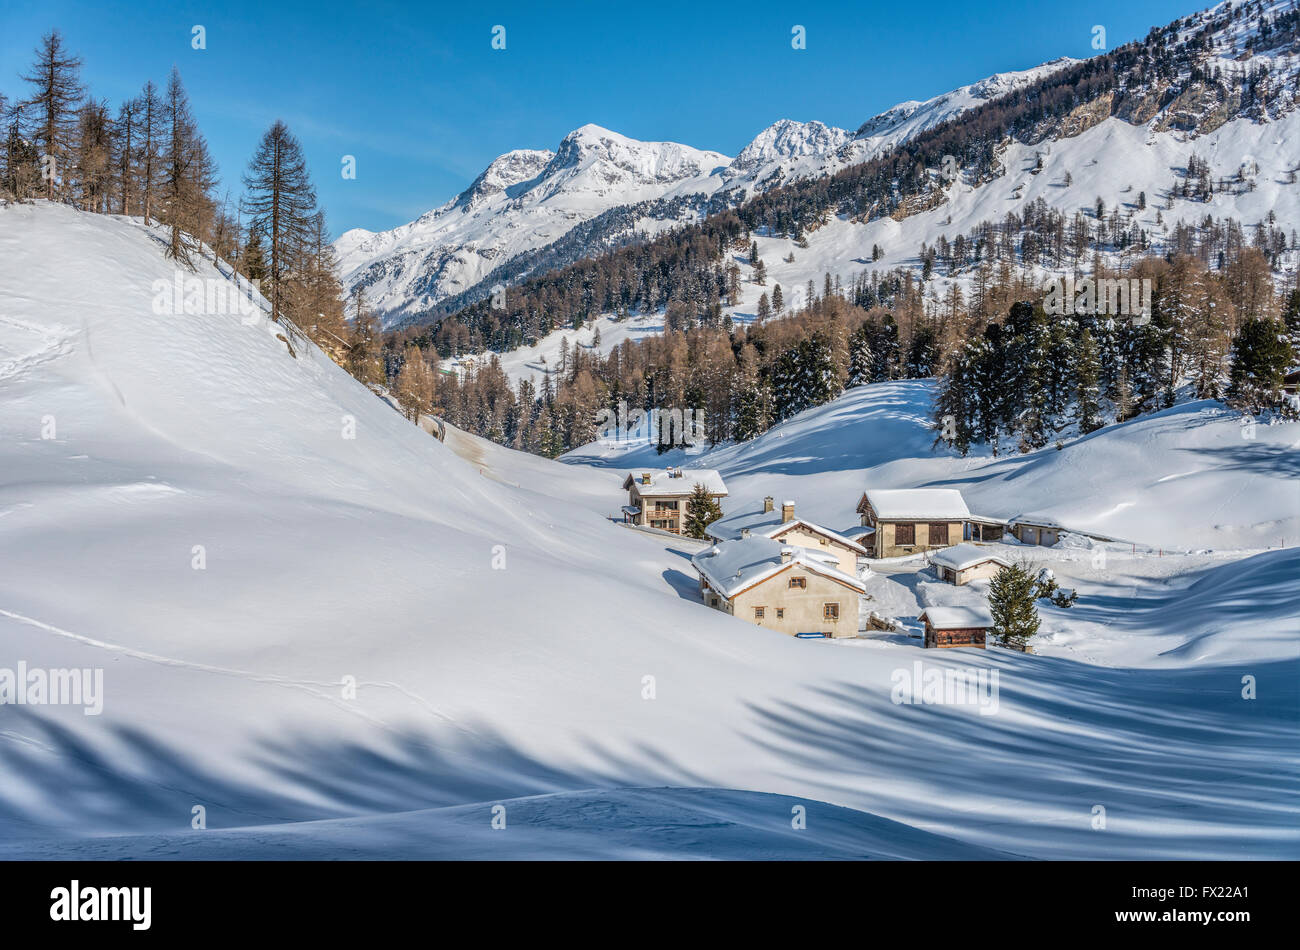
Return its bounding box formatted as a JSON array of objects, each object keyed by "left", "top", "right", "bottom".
[
  {"left": 918, "top": 605, "right": 994, "bottom": 629},
  {"left": 692, "top": 537, "right": 865, "bottom": 600},
  {"left": 862, "top": 489, "right": 970, "bottom": 520},
  {"left": 1010, "top": 513, "right": 1064, "bottom": 529},
  {"left": 964, "top": 513, "right": 1009, "bottom": 526},
  {"left": 623, "top": 468, "right": 728, "bottom": 497},
  {"left": 704, "top": 507, "right": 867, "bottom": 553},
  {"left": 929, "top": 544, "right": 1010, "bottom": 572}
]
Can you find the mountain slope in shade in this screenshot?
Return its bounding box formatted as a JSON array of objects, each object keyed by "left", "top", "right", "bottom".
[{"left": 336, "top": 60, "right": 1080, "bottom": 325}]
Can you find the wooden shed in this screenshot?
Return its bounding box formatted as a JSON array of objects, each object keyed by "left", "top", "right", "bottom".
[
  {"left": 1010, "top": 514, "right": 1062, "bottom": 547},
  {"left": 918, "top": 605, "right": 993, "bottom": 649}
]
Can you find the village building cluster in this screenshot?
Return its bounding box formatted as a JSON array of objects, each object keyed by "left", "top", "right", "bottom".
[{"left": 620, "top": 468, "right": 1072, "bottom": 647}]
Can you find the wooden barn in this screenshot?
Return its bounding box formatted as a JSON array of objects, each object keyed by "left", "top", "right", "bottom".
[{"left": 918, "top": 605, "right": 993, "bottom": 649}]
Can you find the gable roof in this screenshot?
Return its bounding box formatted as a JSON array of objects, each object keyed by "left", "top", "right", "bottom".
[
  {"left": 859, "top": 488, "right": 970, "bottom": 521},
  {"left": 622, "top": 468, "right": 728, "bottom": 497},
  {"left": 692, "top": 537, "right": 866, "bottom": 600},
  {"left": 918, "top": 605, "right": 994, "bottom": 629},
  {"left": 929, "top": 543, "right": 1010, "bottom": 572},
  {"left": 704, "top": 508, "right": 868, "bottom": 554}
]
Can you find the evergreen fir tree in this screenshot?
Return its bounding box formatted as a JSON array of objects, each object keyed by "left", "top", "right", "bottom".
[
  {"left": 1282, "top": 287, "right": 1300, "bottom": 364},
  {"left": 1075, "top": 328, "right": 1105, "bottom": 434},
  {"left": 988, "top": 562, "right": 1041, "bottom": 646},
  {"left": 846, "top": 323, "right": 874, "bottom": 388},
  {"left": 933, "top": 346, "right": 975, "bottom": 455},
  {"left": 732, "top": 377, "right": 772, "bottom": 442},
  {"left": 683, "top": 483, "right": 724, "bottom": 539},
  {"left": 1226, "top": 317, "right": 1291, "bottom": 414}
]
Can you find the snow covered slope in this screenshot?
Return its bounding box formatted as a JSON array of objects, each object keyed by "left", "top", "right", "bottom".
[
  {"left": 567, "top": 378, "right": 1300, "bottom": 552},
  {"left": 2, "top": 204, "right": 1296, "bottom": 859},
  {"left": 719, "top": 106, "right": 1300, "bottom": 325},
  {"left": 336, "top": 60, "right": 1079, "bottom": 324}
]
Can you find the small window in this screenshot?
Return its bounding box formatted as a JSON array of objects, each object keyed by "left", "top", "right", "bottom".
[
  {"left": 754, "top": 606, "right": 765, "bottom": 619},
  {"left": 895, "top": 523, "right": 915, "bottom": 545},
  {"left": 823, "top": 603, "right": 840, "bottom": 621},
  {"left": 788, "top": 576, "right": 806, "bottom": 589},
  {"left": 775, "top": 608, "right": 785, "bottom": 619}
]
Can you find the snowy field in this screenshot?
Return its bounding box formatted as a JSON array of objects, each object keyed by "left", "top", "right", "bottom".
[{"left": 1, "top": 203, "right": 1297, "bottom": 859}]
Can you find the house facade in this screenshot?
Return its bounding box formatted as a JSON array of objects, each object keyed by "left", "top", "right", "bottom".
[
  {"left": 621, "top": 468, "right": 727, "bottom": 534},
  {"left": 692, "top": 537, "right": 865, "bottom": 638},
  {"left": 919, "top": 605, "right": 993, "bottom": 649},
  {"left": 855, "top": 489, "right": 970, "bottom": 559},
  {"left": 704, "top": 497, "right": 866, "bottom": 575}
]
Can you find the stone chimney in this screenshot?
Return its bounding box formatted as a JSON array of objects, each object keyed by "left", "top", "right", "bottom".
[
  {"left": 780, "top": 546, "right": 794, "bottom": 563},
  {"left": 781, "top": 500, "right": 795, "bottom": 523},
  {"left": 763, "top": 496, "right": 775, "bottom": 514}
]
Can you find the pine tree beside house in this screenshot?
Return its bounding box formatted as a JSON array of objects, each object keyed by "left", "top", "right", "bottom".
[
  {"left": 683, "top": 483, "right": 723, "bottom": 539},
  {"left": 988, "top": 562, "right": 1041, "bottom": 646}
]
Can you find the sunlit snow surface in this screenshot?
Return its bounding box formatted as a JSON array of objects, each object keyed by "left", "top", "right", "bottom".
[{"left": 1, "top": 204, "right": 1296, "bottom": 859}]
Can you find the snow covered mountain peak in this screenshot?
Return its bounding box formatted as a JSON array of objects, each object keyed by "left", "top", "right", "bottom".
[
  {"left": 334, "top": 53, "right": 1086, "bottom": 325},
  {"left": 454, "top": 148, "right": 554, "bottom": 212},
  {"left": 729, "top": 119, "right": 854, "bottom": 172},
  {"left": 542, "top": 122, "right": 729, "bottom": 191}
]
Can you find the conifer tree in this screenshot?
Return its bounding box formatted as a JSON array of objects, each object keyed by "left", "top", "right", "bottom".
[
  {"left": 159, "top": 68, "right": 216, "bottom": 263},
  {"left": 846, "top": 323, "right": 874, "bottom": 388},
  {"left": 683, "top": 483, "right": 723, "bottom": 539},
  {"left": 1075, "top": 328, "right": 1105, "bottom": 434},
  {"left": 113, "top": 96, "right": 139, "bottom": 214},
  {"left": 1226, "top": 316, "right": 1291, "bottom": 414},
  {"left": 933, "top": 346, "right": 975, "bottom": 454},
  {"left": 20, "top": 30, "right": 84, "bottom": 200},
  {"left": 989, "top": 562, "right": 1041, "bottom": 646},
  {"left": 136, "top": 80, "right": 162, "bottom": 224},
  {"left": 732, "top": 377, "right": 772, "bottom": 442},
  {"left": 73, "top": 98, "right": 111, "bottom": 211},
  {"left": 242, "top": 119, "right": 318, "bottom": 317},
  {"left": 1282, "top": 287, "right": 1300, "bottom": 364}
]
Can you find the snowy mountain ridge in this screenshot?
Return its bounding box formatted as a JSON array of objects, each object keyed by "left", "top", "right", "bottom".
[{"left": 336, "top": 59, "right": 1080, "bottom": 325}]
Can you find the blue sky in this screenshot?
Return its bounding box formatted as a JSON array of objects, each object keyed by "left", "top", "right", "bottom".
[{"left": 2, "top": 0, "right": 1200, "bottom": 235}]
